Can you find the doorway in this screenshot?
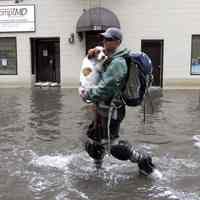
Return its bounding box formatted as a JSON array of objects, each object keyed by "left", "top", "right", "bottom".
[
  {"left": 31, "top": 38, "right": 60, "bottom": 83},
  {"left": 141, "top": 40, "right": 164, "bottom": 87},
  {"left": 85, "top": 31, "right": 103, "bottom": 54}
]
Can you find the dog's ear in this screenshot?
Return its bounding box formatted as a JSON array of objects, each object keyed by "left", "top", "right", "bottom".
[{"left": 87, "top": 48, "right": 96, "bottom": 59}]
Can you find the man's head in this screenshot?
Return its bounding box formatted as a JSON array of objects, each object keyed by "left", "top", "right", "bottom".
[{"left": 100, "top": 27, "right": 122, "bottom": 53}]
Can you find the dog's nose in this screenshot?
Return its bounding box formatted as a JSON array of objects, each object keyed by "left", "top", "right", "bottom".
[{"left": 101, "top": 55, "right": 106, "bottom": 59}]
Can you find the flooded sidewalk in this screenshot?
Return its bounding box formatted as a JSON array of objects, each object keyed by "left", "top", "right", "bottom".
[{"left": 0, "top": 88, "right": 200, "bottom": 200}]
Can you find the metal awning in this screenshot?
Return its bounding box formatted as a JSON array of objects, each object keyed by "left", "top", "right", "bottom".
[{"left": 76, "top": 7, "right": 120, "bottom": 33}]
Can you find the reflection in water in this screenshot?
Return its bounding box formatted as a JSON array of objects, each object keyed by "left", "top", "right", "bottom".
[
  {"left": 0, "top": 88, "right": 200, "bottom": 200},
  {"left": 0, "top": 89, "right": 31, "bottom": 146},
  {"left": 198, "top": 90, "right": 200, "bottom": 109},
  {"left": 144, "top": 87, "right": 164, "bottom": 115},
  {"left": 0, "top": 93, "right": 20, "bottom": 128},
  {"left": 30, "top": 88, "right": 62, "bottom": 142}
]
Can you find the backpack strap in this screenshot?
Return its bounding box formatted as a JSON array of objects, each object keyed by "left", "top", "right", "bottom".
[{"left": 121, "top": 53, "right": 131, "bottom": 91}]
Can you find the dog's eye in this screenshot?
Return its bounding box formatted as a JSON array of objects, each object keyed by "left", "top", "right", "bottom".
[{"left": 96, "top": 50, "right": 100, "bottom": 54}]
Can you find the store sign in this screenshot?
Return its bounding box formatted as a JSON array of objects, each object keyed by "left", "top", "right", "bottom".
[{"left": 0, "top": 5, "right": 35, "bottom": 32}]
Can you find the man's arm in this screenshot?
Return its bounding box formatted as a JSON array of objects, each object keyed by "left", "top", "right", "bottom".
[{"left": 87, "top": 58, "right": 127, "bottom": 102}]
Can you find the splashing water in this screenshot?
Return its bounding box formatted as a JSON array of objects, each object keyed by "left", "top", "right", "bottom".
[
  {"left": 30, "top": 154, "right": 76, "bottom": 170},
  {"left": 151, "top": 168, "right": 163, "bottom": 180},
  {"left": 193, "top": 135, "right": 200, "bottom": 148},
  {"left": 1, "top": 88, "right": 200, "bottom": 200}
]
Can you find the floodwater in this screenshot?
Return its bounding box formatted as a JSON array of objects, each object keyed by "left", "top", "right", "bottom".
[{"left": 0, "top": 88, "right": 200, "bottom": 200}]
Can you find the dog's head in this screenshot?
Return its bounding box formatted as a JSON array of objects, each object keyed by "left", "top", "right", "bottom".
[{"left": 88, "top": 46, "right": 107, "bottom": 62}]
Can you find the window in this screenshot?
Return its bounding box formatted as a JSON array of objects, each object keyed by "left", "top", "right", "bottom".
[
  {"left": 191, "top": 35, "right": 200, "bottom": 75},
  {"left": 0, "top": 37, "right": 17, "bottom": 75}
]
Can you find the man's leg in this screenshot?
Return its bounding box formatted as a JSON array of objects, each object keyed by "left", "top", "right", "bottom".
[
  {"left": 85, "top": 139, "right": 105, "bottom": 168},
  {"left": 111, "top": 140, "right": 155, "bottom": 175},
  {"left": 85, "top": 108, "right": 109, "bottom": 169}
]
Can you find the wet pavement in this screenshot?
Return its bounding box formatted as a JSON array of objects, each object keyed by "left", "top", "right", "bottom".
[{"left": 0, "top": 88, "right": 200, "bottom": 200}]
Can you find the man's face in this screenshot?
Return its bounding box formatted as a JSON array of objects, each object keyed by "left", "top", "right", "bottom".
[{"left": 103, "top": 38, "right": 121, "bottom": 52}]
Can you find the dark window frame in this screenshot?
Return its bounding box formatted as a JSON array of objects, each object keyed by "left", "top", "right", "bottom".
[
  {"left": 0, "top": 37, "right": 17, "bottom": 75},
  {"left": 191, "top": 35, "right": 200, "bottom": 75}
]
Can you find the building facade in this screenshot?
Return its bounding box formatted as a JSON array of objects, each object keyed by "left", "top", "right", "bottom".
[{"left": 0, "top": 0, "right": 200, "bottom": 88}]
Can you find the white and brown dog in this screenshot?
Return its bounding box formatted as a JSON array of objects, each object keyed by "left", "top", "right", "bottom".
[{"left": 79, "top": 46, "right": 107, "bottom": 91}]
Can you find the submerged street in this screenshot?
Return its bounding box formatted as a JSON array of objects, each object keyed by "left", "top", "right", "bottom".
[{"left": 0, "top": 88, "right": 200, "bottom": 200}]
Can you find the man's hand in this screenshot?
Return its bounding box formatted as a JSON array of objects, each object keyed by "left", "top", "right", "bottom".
[{"left": 79, "top": 86, "right": 90, "bottom": 103}]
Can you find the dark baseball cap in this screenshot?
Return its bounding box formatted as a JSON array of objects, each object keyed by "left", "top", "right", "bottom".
[{"left": 100, "top": 27, "right": 122, "bottom": 41}]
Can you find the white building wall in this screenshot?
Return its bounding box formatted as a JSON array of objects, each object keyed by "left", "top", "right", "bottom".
[
  {"left": 0, "top": 0, "right": 88, "bottom": 87},
  {"left": 102, "top": 0, "right": 200, "bottom": 88},
  {"left": 0, "top": 0, "right": 200, "bottom": 88}
]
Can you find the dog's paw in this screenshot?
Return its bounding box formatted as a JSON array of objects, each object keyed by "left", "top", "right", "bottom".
[
  {"left": 79, "top": 86, "right": 90, "bottom": 103},
  {"left": 82, "top": 67, "right": 92, "bottom": 76}
]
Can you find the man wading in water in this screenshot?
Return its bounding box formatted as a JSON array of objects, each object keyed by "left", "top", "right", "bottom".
[{"left": 80, "top": 27, "right": 155, "bottom": 176}]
